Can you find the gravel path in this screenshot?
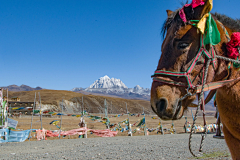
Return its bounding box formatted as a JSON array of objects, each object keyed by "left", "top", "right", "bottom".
[{"left": 0, "top": 134, "right": 231, "bottom": 160}]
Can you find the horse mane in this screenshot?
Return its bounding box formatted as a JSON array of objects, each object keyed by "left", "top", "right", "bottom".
[
  {"left": 161, "top": 9, "right": 240, "bottom": 38},
  {"left": 212, "top": 12, "right": 240, "bottom": 32},
  {"left": 161, "top": 9, "right": 182, "bottom": 38}
]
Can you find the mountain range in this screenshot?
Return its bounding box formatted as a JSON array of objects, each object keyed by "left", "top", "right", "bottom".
[
  {"left": 71, "top": 75, "right": 150, "bottom": 100},
  {"left": 0, "top": 76, "right": 150, "bottom": 100},
  {"left": 0, "top": 76, "right": 215, "bottom": 111},
  {"left": 0, "top": 84, "right": 42, "bottom": 92}
]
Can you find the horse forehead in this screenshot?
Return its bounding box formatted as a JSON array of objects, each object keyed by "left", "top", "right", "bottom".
[
  {"left": 162, "top": 24, "right": 193, "bottom": 53},
  {"left": 175, "top": 25, "right": 193, "bottom": 39}
]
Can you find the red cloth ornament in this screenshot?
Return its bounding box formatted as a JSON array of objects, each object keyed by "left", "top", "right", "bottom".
[
  {"left": 226, "top": 32, "right": 240, "bottom": 59},
  {"left": 179, "top": 0, "right": 205, "bottom": 22},
  {"left": 191, "top": 0, "right": 205, "bottom": 8}
]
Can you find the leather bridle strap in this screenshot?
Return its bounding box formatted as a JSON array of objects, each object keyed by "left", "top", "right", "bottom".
[
  {"left": 195, "top": 77, "right": 240, "bottom": 93},
  {"left": 153, "top": 75, "right": 240, "bottom": 94},
  {"left": 152, "top": 77, "right": 189, "bottom": 87}
]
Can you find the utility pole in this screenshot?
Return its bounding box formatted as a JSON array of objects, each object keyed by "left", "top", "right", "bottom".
[
  {"left": 143, "top": 107, "right": 147, "bottom": 136},
  {"left": 81, "top": 96, "right": 87, "bottom": 138},
  {"left": 39, "top": 92, "right": 42, "bottom": 130},
  {"left": 29, "top": 92, "right": 36, "bottom": 141},
  {"left": 126, "top": 102, "right": 132, "bottom": 136},
  {"left": 0, "top": 89, "right": 3, "bottom": 128},
  {"left": 82, "top": 96, "right": 84, "bottom": 116},
  {"left": 104, "top": 99, "right": 109, "bottom": 129},
  {"left": 59, "top": 99, "right": 63, "bottom": 139},
  {"left": 111, "top": 101, "right": 113, "bottom": 114},
  {"left": 6, "top": 89, "right": 8, "bottom": 128}
]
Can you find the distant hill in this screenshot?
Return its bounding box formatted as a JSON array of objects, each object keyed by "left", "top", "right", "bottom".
[
  {"left": 1, "top": 84, "right": 42, "bottom": 92},
  {"left": 2, "top": 89, "right": 153, "bottom": 114}
]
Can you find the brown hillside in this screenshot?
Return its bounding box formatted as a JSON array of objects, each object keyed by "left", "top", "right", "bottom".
[
  {"left": 2, "top": 89, "right": 153, "bottom": 114},
  {"left": 70, "top": 94, "right": 152, "bottom": 114},
  {"left": 4, "top": 89, "right": 84, "bottom": 105}
]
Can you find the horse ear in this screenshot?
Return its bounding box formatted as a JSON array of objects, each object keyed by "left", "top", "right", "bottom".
[
  {"left": 195, "top": 0, "right": 213, "bottom": 18},
  {"left": 166, "top": 10, "right": 173, "bottom": 17}
]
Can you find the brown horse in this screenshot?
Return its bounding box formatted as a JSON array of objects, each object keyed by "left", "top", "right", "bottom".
[{"left": 150, "top": 1, "right": 240, "bottom": 159}]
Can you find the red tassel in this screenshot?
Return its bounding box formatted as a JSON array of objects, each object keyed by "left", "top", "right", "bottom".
[{"left": 227, "top": 32, "right": 240, "bottom": 59}]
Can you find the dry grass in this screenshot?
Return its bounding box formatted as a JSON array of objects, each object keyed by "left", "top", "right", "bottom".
[{"left": 12, "top": 114, "right": 218, "bottom": 141}]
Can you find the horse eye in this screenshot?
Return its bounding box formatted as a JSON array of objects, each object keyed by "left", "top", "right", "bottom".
[{"left": 178, "top": 42, "right": 189, "bottom": 50}]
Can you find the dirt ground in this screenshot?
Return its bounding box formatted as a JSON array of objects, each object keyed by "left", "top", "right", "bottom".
[{"left": 10, "top": 111, "right": 218, "bottom": 141}]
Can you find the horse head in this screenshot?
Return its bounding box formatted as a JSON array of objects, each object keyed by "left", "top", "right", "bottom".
[{"left": 151, "top": 1, "right": 231, "bottom": 120}]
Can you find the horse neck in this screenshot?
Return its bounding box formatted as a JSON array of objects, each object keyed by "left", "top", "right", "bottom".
[
  {"left": 216, "top": 24, "right": 240, "bottom": 100},
  {"left": 225, "top": 67, "right": 240, "bottom": 92}
]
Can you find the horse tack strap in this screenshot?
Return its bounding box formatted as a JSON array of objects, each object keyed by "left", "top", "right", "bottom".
[
  {"left": 154, "top": 70, "right": 188, "bottom": 76},
  {"left": 152, "top": 77, "right": 189, "bottom": 87},
  {"left": 195, "top": 77, "right": 240, "bottom": 93},
  {"left": 153, "top": 76, "right": 240, "bottom": 94},
  {"left": 200, "top": 34, "right": 217, "bottom": 69}
]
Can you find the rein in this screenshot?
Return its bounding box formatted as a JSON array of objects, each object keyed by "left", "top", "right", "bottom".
[{"left": 151, "top": 20, "right": 240, "bottom": 156}]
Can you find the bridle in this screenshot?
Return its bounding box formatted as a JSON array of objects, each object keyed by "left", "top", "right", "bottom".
[
  {"left": 151, "top": 18, "right": 240, "bottom": 157},
  {"left": 152, "top": 34, "right": 216, "bottom": 90}
]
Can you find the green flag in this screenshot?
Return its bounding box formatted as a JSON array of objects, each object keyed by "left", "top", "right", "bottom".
[{"left": 204, "top": 14, "right": 221, "bottom": 46}]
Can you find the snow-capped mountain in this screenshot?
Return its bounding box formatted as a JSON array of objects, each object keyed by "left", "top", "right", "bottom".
[
  {"left": 70, "top": 87, "right": 84, "bottom": 92},
  {"left": 71, "top": 75, "right": 150, "bottom": 100},
  {"left": 88, "top": 75, "right": 128, "bottom": 89},
  {"left": 129, "top": 85, "right": 150, "bottom": 95}
]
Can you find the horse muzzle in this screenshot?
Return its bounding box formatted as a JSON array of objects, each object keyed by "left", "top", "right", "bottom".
[{"left": 151, "top": 97, "right": 183, "bottom": 120}]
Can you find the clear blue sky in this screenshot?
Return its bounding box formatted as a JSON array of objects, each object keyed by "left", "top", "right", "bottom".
[{"left": 0, "top": 0, "right": 239, "bottom": 90}]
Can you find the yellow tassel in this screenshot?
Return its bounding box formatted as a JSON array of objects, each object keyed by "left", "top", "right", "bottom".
[{"left": 197, "top": 13, "right": 209, "bottom": 34}]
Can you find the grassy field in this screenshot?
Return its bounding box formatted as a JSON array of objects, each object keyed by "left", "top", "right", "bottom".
[{"left": 12, "top": 113, "right": 218, "bottom": 141}]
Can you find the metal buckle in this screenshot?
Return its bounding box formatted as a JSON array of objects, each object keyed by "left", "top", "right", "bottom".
[{"left": 180, "top": 87, "right": 196, "bottom": 101}]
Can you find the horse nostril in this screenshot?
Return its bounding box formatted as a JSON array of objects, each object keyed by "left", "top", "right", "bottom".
[{"left": 156, "top": 98, "right": 168, "bottom": 113}]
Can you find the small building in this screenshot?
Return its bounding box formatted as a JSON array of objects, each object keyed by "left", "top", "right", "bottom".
[{"left": 11, "top": 97, "right": 20, "bottom": 102}]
